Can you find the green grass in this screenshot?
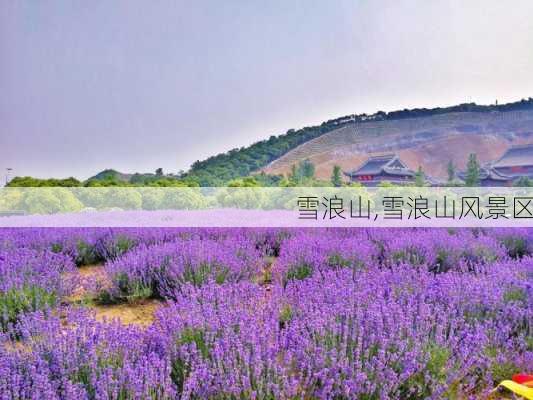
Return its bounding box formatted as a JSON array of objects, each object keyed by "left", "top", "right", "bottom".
[{"left": 0, "top": 286, "right": 58, "bottom": 332}]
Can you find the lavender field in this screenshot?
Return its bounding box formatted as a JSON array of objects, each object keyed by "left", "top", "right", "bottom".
[{"left": 0, "top": 227, "right": 531, "bottom": 399}]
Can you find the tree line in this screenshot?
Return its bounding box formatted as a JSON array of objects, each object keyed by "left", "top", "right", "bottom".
[{"left": 6, "top": 98, "right": 533, "bottom": 187}]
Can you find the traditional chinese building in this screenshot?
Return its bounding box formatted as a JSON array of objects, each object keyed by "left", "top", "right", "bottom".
[
  {"left": 492, "top": 144, "right": 533, "bottom": 178},
  {"left": 457, "top": 144, "right": 533, "bottom": 186},
  {"left": 457, "top": 166, "right": 514, "bottom": 187},
  {"left": 344, "top": 154, "right": 416, "bottom": 186}
]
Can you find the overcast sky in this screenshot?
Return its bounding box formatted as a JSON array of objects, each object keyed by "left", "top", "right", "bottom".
[{"left": 1, "top": 1, "right": 533, "bottom": 179}]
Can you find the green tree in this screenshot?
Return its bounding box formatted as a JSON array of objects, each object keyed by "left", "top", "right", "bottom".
[
  {"left": 0, "top": 189, "right": 23, "bottom": 211},
  {"left": 227, "top": 177, "right": 260, "bottom": 187},
  {"left": 108, "top": 190, "right": 143, "bottom": 210},
  {"left": 331, "top": 165, "right": 342, "bottom": 187},
  {"left": 415, "top": 166, "right": 425, "bottom": 186},
  {"left": 21, "top": 189, "right": 62, "bottom": 214},
  {"left": 253, "top": 172, "right": 283, "bottom": 187},
  {"left": 7, "top": 176, "right": 81, "bottom": 187},
  {"left": 514, "top": 176, "right": 533, "bottom": 187},
  {"left": 289, "top": 164, "right": 298, "bottom": 185},
  {"left": 139, "top": 189, "right": 165, "bottom": 210},
  {"left": 288, "top": 159, "right": 317, "bottom": 185},
  {"left": 299, "top": 159, "right": 315, "bottom": 180},
  {"left": 447, "top": 160, "right": 455, "bottom": 182},
  {"left": 155, "top": 168, "right": 163, "bottom": 176},
  {"left": 465, "top": 153, "right": 480, "bottom": 187}
]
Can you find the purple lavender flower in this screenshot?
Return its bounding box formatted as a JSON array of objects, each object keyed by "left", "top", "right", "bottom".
[{"left": 0, "top": 227, "right": 531, "bottom": 399}]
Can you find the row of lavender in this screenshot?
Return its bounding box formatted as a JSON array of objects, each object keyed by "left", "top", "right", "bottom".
[
  {"left": 1, "top": 227, "right": 532, "bottom": 399},
  {"left": 0, "top": 228, "right": 282, "bottom": 330}
]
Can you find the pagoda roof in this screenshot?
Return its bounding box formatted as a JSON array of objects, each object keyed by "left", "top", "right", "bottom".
[
  {"left": 458, "top": 166, "right": 512, "bottom": 182},
  {"left": 345, "top": 154, "right": 415, "bottom": 177},
  {"left": 493, "top": 144, "right": 533, "bottom": 168}
]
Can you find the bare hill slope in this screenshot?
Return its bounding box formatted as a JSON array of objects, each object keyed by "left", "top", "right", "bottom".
[{"left": 262, "top": 110, "right": 533, "bottom": 180}]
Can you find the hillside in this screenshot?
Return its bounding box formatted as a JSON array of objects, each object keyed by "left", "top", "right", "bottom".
[
  {"left": 88, "top": 169, "right": 133, "bottom": 182},
  {"left": 7, "top": 99, "right": 533, "bottom": 187},
  {"left": 262, "top": 109, "right": 533, "bottom": 181},
  {"left": 185, "top": 98, "right": 533, "bottom": 185}
]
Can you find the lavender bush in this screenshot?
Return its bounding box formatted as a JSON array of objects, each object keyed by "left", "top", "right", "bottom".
[
  {"left": 0, "top": 227, "right": 531, "bottom": 399},
  {"left": 103, "top": 238, "right": 263, "bottom": 302},
  {"left": 0, "top": 247, "right": 75, "bottom": 332},
  {"left": 144, "top": 259, "right": 531, "bottom": 399},
  {"left": 0, "top": 309, "right": 175, "bottom": 399}
]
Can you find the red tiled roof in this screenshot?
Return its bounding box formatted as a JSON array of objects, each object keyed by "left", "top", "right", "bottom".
[{"left": 344, "top": 154, "right": 414, "bottom": 177}]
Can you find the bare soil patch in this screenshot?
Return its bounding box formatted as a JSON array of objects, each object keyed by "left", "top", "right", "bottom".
[
  {"left": 63, "top": 264, "right": 161, "bottom": 327},
  {"left": 92, "top": 299, "right": 162, "bottom": 327},
  {"left": 65, "top": 264, "right": 111, "bottom": 303},
  {"left": 78, "top": 263, "right": 107, "bottom": 279}
]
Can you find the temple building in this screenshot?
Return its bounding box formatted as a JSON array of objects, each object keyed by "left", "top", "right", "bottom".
[
  {"left": 457, "top": 144, "right": 533, "bottom": 186},
  {"left": 492, "top": 144, "right": 533, "bottom": 178},
  {"left": 344, "top": 154, "right": 416, "bottom": 186},
  {"left": 457, "top": 166, "right": 514, "bottom": 187}
]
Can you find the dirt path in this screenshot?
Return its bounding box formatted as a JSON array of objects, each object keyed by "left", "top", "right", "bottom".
[
  {"left": 64, "top": 255, "right": 280, "bottom": 328},
  {"left": 92, "top": 299, "right": 162, "bottom": 327},
  {"left": 64, "top": 264, "right": 163, "bottom": 327},
  {"left": 65, "top": 264, "right": 110, "bottom": 303}
]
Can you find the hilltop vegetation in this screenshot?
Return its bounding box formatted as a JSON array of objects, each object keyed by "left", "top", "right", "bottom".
[
  {"left": 7, "top": 169, "right": 199, "bottom": 188},
  {"left": 183, "top": 119, "right": 353, "bottom": 185},
  {"left": 6, "top": 98, "right": 533, "bottom": 187},
  {"left": 6, "top": 177, "right": 82, "bottom": 187},
  {"left": 183, "top": 98, "right": 533, "bottom": 185}
]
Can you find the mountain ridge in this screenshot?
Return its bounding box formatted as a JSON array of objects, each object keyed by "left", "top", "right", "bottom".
[
  {"left": 8, "top": 98, "right": 533, "bottom": 186},
  {"left": 184, "top": 98, "right": 533, "bottom": 185},
  {"left": 262, "top": 108, "right": 533, "bottom": 181}
]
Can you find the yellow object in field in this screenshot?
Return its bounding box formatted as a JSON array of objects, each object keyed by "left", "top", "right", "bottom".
[{"left": 497, "top": 380, "right": 533, "bottom": 399}]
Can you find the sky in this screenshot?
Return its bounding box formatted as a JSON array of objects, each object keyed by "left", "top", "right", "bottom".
[{"left": 1, "top": 0, "right": 533, "bottom": 180}]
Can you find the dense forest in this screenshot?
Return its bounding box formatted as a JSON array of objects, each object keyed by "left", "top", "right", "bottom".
[{"left": 6, "top": 98, "right": 533, "bottom": 187}]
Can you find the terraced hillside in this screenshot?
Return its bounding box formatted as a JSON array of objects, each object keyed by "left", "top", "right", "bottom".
[{"left": 262, "top": 110, "right": 533, "bottom": 181}]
